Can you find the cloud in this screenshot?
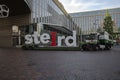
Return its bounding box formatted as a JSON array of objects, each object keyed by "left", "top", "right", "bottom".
[{"left": 59, "top": 0, "right": 120, "bottom": 13}]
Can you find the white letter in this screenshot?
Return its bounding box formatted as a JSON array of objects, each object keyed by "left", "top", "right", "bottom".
[
  {"left": 25, "top": 34, "right": 33, "bottom": 44},
  {"left": 57, "top": 36, "right": 65, "bottom": 46},
  {"left": 40, "top": 33, "right": 50, "bottom": 44},
  {"left": 32, "top": 32, "right": 40, "bottom": 44},
  {"left": 65, "top": 31, "right": 76, "bottom": 47}
]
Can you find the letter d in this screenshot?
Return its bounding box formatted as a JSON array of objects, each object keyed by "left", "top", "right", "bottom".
[{"left": 65, "top": 31, "right": 76, "bottom": 47}]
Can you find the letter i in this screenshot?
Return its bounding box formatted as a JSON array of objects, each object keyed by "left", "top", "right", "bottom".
[{"left": 51, "top": 32, "right": 57, "bottom": 46}]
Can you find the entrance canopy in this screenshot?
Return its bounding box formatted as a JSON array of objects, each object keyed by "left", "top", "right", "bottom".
[
  {"left": 0, "top": 0, "right": 31, "bottom": 17},
  {"left": 43, "top": 24, "right": 73, "bottom": 35}
]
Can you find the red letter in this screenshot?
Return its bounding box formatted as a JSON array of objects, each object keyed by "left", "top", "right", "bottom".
[{"left": 51, "top": 32, "right": 57, "bottom": 46}]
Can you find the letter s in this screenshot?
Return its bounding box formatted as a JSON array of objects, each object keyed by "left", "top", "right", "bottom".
[{"left": 25, "top": 35, "right": 33, "bottom": 44}]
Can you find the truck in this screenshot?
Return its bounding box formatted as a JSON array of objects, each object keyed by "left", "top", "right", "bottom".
[{"left": 81, "top": 31, "right": 113, "bottom": 51}]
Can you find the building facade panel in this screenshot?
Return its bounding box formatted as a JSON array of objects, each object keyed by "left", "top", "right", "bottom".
[
  {"left": 71, "top": 8, "right": 120, "bottom": 34},
  {"left": 28, "top": 0, "right": 77, "bottom": 31},
  {"left": 0, "top": 14, "right": 30, "bottom": 47}
]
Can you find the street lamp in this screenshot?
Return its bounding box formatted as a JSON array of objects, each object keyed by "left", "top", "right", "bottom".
[{"left": 93, "top": 19, "right": 99, "bottom": 32}]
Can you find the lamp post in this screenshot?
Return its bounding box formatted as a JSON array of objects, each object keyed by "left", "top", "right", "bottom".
[{"left": 93, "top": 19, "right": 99, "bottom": 32}]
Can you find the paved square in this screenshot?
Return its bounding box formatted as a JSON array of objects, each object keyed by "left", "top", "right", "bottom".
[{"left": 0, "top": 48, "right": 120, "bottom": 80}]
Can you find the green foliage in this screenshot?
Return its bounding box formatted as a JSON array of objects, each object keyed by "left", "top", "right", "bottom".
[
  {"left": 103, "top": 11, "right": 114, "bottom": 35},
  {"left": 22, "top": 44, "right": 81, "bottom": 51},
  {"left": 118, "top": 27, "right": 120, "bottom": 32},
  {"left": 103, "top": 16, "right": 113, "bottom": 34}
]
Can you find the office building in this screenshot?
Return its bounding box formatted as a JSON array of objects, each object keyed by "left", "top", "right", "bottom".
[{"left": 71, "top": 8, "right": 120, "bottom": 34}]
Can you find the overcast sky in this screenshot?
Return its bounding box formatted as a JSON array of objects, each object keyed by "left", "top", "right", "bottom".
[{"left": 59, "top": 0, "right": 120, "bottom": 13}]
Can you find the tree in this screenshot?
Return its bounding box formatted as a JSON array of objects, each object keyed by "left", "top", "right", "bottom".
[
  {"left": 103, "top": 10, "right": 114, "bottom": 35},
  {"left": 118, "top": 27, "right": 120, "bottom": 32}
]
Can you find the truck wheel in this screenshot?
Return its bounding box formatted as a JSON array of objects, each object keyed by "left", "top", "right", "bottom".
[
  {"left": 92, "top": 46, "right": 96, "bottom": 51},
  {"left": 82, "top": 47, "right": 86, "bottom": 51},
  {"left": 92, "top": 45, "right": 99, "bottom": 51},
  {"left": 94, "top": 46, "right": 99, "bottom": 51},
  {"left": 82, "top": 45, "right": 86, "bottom": 51},
  {"left": 105, "top": 45, "right": 110, "bottom": 50},
  {"left": 87, "top": 45, "right": 91, "bottom": 51}
]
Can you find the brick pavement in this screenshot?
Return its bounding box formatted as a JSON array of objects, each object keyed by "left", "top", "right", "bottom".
[
  {"left": 0, "top": 48, "right": 41, "bottom": 80},
  {"left": 0, "top": 48, "right": 120, "bottom": 80}
]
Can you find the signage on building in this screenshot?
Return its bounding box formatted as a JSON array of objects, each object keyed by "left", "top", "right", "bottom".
[
  {"left": 25, "top": 31, "right": 77, "bottom": 47},
  {"left": 0, "top": 4, "right": 9, "bottom": 18}
]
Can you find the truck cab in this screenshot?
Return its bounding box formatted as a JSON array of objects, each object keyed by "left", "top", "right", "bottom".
[{"left": 81, "top": 31, "right": 113, "bottom": 51}]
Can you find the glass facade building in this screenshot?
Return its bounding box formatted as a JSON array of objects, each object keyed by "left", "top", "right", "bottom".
[
  {"left": 26, "top": 0, "right": 78, "bottom": 31},
  {"left": 70, "top": 8, "right": 120, "bottom": 34}
]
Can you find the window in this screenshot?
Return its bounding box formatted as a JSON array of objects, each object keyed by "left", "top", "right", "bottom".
[{"left": 12, "top": 25, "right": 18, "bottom": 33}]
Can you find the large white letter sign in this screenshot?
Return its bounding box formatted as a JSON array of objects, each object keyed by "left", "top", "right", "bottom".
[
  {"left": 40, "top": 33, "right": 50, "bottom": 44},
  {"left": 65, "top": 31, "right": 76, "bottom": 47},
  {"left": 32, "top": 32, "right": 40, "bottom": 44},
  {"left": 25, "top": 34, "right": 33, "bottom": 44},
  {"left": 24, "top": 30, "right": 77, "bottom": 47},
  {"left": 57, "top": 36, "right": 65, "bottom": 46}
]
